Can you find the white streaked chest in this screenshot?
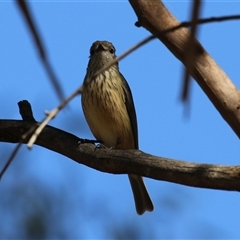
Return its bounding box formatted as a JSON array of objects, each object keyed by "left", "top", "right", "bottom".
[{"left": 81, "top": 72, "right": 132, "bottom": 147}]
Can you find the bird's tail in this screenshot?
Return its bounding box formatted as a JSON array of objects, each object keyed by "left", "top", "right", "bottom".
[{"left": 128, "top": 174, "right": 154, "bottom": 215}]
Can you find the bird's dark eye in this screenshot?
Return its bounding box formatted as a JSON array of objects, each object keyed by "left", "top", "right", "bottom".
[{"left": 109, "top": 48, "right": 114, "bottom": 54}]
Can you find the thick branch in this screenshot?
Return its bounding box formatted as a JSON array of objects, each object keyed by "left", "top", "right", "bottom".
[
  {"left": 129, "top": 0, "right": 240, "bottom": 138},
  {"left": 1, "top": 119, "right": 240, "bottom": 191}
]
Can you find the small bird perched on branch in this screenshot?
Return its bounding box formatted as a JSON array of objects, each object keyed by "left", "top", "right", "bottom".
[{"left": 81, "top": 40, "right": 153, "bottom": 215}]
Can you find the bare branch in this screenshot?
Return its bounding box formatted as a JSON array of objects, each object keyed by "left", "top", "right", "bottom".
[
  {"left": 27, "top": 86, "right": 82, "bottom": 148},
  {"left": 1, "top": 119, "right": 240, "bottom": 191},
  {"left": 181, "top": 0, "right": 202, "bottom": 103},
  {"left": 129, "top": 0, "right": 240, "bottom": 138}
]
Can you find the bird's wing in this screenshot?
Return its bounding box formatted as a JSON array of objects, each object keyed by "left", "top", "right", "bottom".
[{"left": 121, "top": 73, "right": 139, "bottom": 149}]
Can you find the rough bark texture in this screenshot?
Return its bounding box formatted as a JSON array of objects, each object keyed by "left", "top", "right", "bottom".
[
  {"left": 1, "top": 120, "right": 240, "bottom": 191},
  {"left": 129, "top": 0, "right": 240, "bottom": 138}
]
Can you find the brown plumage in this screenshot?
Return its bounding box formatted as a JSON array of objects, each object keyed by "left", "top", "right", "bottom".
[{"left": 81, "top": 40, "right": 153, "bottom": 215}]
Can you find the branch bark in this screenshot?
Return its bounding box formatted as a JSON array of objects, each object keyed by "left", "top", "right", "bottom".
[
  {"left": 1, "top": 119, "right": 240, "bottom": 191},
  {"left": 129, "top": 0, "right": 240, "bottom": 138}
]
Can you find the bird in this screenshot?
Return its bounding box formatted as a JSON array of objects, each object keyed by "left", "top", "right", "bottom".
[{"left": 81, "top": 40, "right": 153, "bottom": 215}]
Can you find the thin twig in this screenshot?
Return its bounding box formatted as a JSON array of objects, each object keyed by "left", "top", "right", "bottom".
[
  {"left": 90, "top": 14, "right": 240, "bottom": 74},
  {"left": 0, "top": 123, "right": 39, "bottom": 179},
  {"left": 0, "top": 143, "right": 22, "bottom": 180},
  {"left": 27, "top": 87, "right": 83, "bottom": 148}
]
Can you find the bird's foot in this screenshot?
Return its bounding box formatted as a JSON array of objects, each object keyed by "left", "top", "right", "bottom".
[{"left": 78, "top": 138, "right": 102, "bottom": 145}]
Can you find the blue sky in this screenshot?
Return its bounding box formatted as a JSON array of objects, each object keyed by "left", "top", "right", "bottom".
[{"left": 1, "top": 1, "right": 240, "bottom": 238}]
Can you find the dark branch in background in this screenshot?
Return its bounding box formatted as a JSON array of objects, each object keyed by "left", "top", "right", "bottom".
[
  {"left": 16, "top": 0, "right": 65, "bottom": 101},
  {"left": 181, "top": 0, "right": 202, "bottom": 104}
]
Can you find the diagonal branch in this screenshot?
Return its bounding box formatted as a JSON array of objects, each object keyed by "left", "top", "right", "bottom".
[
  {"left": 129, "top": 0, "right": 240, "bottom": 138},
  {"left": 1, "top": 119, "right": 240, "bottom": 191},
  {"left": 16, "top": 0, "right": 65, "bottom": 101},
  {"left": 181, "top": 0, "right": 202, "bottom": 103}
]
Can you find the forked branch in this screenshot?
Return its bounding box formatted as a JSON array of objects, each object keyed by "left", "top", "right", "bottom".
[{"left": 129, "top": 0, "right": 240, "bottom": 138}]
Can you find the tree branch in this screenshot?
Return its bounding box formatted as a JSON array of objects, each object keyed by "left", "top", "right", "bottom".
[
  {"left": 129, "top": 0, "right": 240, "bottom": 138},
  {"left": 1, "top": 119, "right": 240, "bottom": 191}
]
